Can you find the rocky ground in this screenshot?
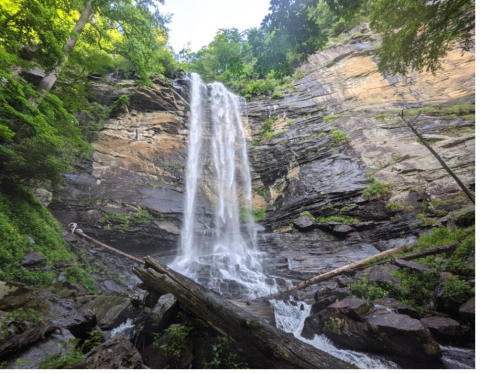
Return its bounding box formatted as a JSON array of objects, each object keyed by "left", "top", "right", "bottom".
[{"left": 0, "top": 233, "right": 251, "bottom": 369}]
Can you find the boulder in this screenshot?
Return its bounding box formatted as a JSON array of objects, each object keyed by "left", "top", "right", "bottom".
[
  {"left": 85, "top": 295, "right": 139, "bottom": 330},
  {"left": 332, "top": 224, "right": 354, "bottom": 235},
  {"left": 22, "top": 252, "right": 45, "bottom": 267},
  {"left": 324, "top": 298, "right": 373, "bottom": 322},
  {"left": 366, "top": 310, "right": 441, "bottom": 360},
  {"left": 366, "top": 264, "right": 401, "bottom": 287},
  {"left": 420, "top": 317, "right": 462, "bottom": 345},
  {"left": 4, "top": 328, "right": 75, "bottom": 369},
  {"left": 102, "top": 280, "right": 124, "bottom": 294},
  {"left": 142, "top": 294, "right": 178, "bottom": 345},
  {"left": 301, "top": 313, "right": 323, "bottom": 340},
  {"left": 292, "top": 215, "right": 315, "bottom": 230},
  {"left": 72, "top": 335, "right": 142, "bottom": 369},
  {"left": 373, "top": 298, "right": 420, "bottom": 319},
  {"left": 145, "top": 290, "right": 162, "bottom": 308},
  {"left": 318, "top": 297, "right": 441, "bottom": 361},
  {"left": 334, "top": 275, "right": 354, "bottom": 288},
  {"left": 0, "top": 283, "right": 96, "bottom": 359},
  {"left": 310, "top": 296, "right": 337, "bottom": 315},
  {"left": 459, "top": 297, "right": 475, "bottom": 324},
  {"left": 314, "top": 282, "right": 339, "bottom": 301}
]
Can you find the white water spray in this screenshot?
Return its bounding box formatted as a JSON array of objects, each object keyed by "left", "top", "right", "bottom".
[{"left": 171, "top": 73, "right": 283, "bottom": 298}]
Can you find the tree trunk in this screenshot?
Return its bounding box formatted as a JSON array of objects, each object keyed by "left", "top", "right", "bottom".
[
  {"left": 133, "top": 257, "right": 355, "bottom": 369},
  {"left": 398, "top": 113, "right": 475, "bottom": 204},
  {"left": 36, "top": 1, "right": 93, "bottom": 95},
  {"left": 279, "top": 242, "right": 418, "bottom": 294}
]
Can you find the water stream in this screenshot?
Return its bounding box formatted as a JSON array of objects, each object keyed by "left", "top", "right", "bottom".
[{"left": 170, "top": 73, "right": 284, "bottom": 298}]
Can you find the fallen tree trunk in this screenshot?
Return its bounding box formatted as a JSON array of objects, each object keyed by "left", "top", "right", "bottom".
[
  {"left": 133, "top": 257, "right": 355, "bottom": 369},
  {"left": 280, "top": 242, "right": 418, "bottom": 294},
  {"left": 391, "top": 242, "right": 458, "bottom": 262},
  {"left": 74, "top": 231, "right": 144, "bottom": 265}
]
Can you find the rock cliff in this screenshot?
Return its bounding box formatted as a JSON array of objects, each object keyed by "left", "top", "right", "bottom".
[{"left": 50, "top": 24, "right": 475, "bottom": 283}]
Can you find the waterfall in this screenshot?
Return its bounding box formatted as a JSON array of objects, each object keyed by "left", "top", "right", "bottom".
[{"left": 171, "top": 73, "right": 283, "bottom": 299}]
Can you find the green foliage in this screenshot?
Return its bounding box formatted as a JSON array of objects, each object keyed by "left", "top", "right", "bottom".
[
  {"left": 65, "top": 265, "right": 97, "bottom": 293},
  {"left": 444, "top": 235, "right": 475, "bottom": 276},
  {"left": 324, "top": 114, "right": 341, "bottom": 124},
  {"left": 14, "top": 269, "right": 54, "bottom": 288},
  {"left": 327, "top": 0, "right": 474, "bottom": 75},
  {"left": 38, "top": 338, "right": 82, "bottom": 369},
  {"left": 393, "top": 269, "right": 439, "bottom": 310},
  {"left": 441, "top": 276, "right": 474, "bottom": 308},
  {"left": 255, "top": 187, "right": 266, "bottom": 198},
  {"left": 324, "top": 317, "right": 342, "bottom": 331},
  {"left": 271, "top": 91, "right": 285, "bottom": 99},
  {"left": 329, "top": 129, "right": 349, "bottom": 147},
  {"left": 0, "top": 185, "right": 71, "bottom": 282},
  {"left": 204, "top": 339, "right": 248, "bottom": 369},
  {"left": 98, "top": 208, "right": 156, "bottom": 229},
  {"left": 362, "top": 179, "right": 393, "bottom": 198},
  {"left": 4, "top": 308, "right": 44, "bottom": 333},
  {"left": 385, "top": 202, "right": 414, "bottom": 212},
  {"left": 300, "top": 211, "right": 315, "bottom": 223},
  {"left": 154, "top": 324, "right": 194, "bottom": 362},
  {"left": 239, "top": 207, "right": 266, "bottom": 222},
  {"left": 317, "top": 215, "right": 360, "bottom": 225}
]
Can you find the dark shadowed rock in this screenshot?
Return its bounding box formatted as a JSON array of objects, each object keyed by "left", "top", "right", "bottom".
[
  {"left": 73, "top": 335, "right": 142, "bottom": 369},
  {"left": 293, "top": 215, "right": 315, "bottom": 230},
  {"left": 142, "top": 294, "right": 178, "bottom": 345},
  {"left": 314, "top": 282, "right": 339, "bottom": 301},
  {"left": 85, "top": 295, "right": 139, "bottom": 330},
  {"left": 334, "top": 275, "right": 354, "bottom": 288},
  {"left": 140, "top": 324, "right": 193, "bottom": 369},
  {"left": 22, "top": 252, "right": 45, "bottom": 267},
  {"left": 459, "top": 297, "right": 475, "bottom": 324},
  {"left": 420, "top": 317, "right": 462, "bottom": 345},
  {"left": 145, "top": 290, "right": 162, "bottom": 308},
  {"left": 310, "top": 296, "right": 337, "bottom": 315},
  {"left": 301, "top": 313, "right": 323, "bottom": 339}
]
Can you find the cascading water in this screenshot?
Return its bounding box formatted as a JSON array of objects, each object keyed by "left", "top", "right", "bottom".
[{"left": 171, "top": 73, "right": 285, "bottom": 298}]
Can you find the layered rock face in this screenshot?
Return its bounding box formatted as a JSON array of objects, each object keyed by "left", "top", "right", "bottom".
[
  {"left": 248, "top": 24, "right": 475, "bottom": 280},
  {"left": 50, "top": 78, "right": 191, "bottom": 256},
  {"left": 50, "top": 24, "right": 474, "bottom": 281}
]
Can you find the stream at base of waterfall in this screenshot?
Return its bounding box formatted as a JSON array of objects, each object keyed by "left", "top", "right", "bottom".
[{"left": 168, "top": 73, "right": 395, "bottom": 369}]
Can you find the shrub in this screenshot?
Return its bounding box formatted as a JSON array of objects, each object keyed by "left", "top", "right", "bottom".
[
  {"left": 441, "top": 276, "right": 474, "bottom": 307},
  {"left": 271, "top": 91, "right": 285, "bottom": 99},
  {"left": 362, "top": 180, "right": 393, "bottom": 198},
  {"left": 324, "top": 114, "right": 341, "bottom": 124},
  {"left": 330, "top": 129, "right": 349, "bottom": 147},
  {"left": 65, "top": 266, "right": 97, "bottom": 293},
  {"left": 317, "top": 215, "right": 360, "bottom": 225}
]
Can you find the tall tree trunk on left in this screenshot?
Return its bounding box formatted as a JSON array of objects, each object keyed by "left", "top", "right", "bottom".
[{"left": 36, "top": 1, "right": 93, "bottom": 95}]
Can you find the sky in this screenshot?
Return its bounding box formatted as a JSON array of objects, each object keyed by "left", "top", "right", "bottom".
[{"left": 160, "top": 0, "right": 272, "bottom": 54}]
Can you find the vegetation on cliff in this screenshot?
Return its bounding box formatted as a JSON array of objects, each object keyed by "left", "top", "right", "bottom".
[{"left": 181, "top": 0, "right": 474, "bottom": 98}]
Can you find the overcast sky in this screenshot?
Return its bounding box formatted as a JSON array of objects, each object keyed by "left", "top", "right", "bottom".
[{"left": 160, "top": 0, "right": 272, "bottom": 54}]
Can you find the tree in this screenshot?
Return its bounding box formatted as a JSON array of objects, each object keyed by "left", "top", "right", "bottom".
[
  {"left": 252, "top": 0, "right": 328, "bottom": 77},
  {"left": 326, "top": 0, "right": 475, "bottom": 75}
]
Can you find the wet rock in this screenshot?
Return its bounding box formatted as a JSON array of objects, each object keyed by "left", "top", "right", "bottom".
[
  {"left": 58, "top": 289, "right": 77, "bottom": 298},
  {"left": 0, "top": 284, "right": 96, "bottom": 359},
  {"left": 420, "top": 317, "right": 462, "bottom": 345},
  {"left": 293, "top": 215, "right": 315, "bottom": 230},
  {"left": 4, "top": 328, "right": 75, "bottom": 369},
  {"left": 373, "top": 298, "right": 420, "bottom": 319},
  {"left": 329, "top": 288, "right": 350, "bottom": 301},
  {"left": 366, "top": 310, "right": 441, "bottom": 360},
  {"left": 142, "top": 294, "right": 178, "bottom": 345},
  {"left": 310, "top": 296, "right": 337, "bottom": 315},
  {"left": 22, "top": 252, "right": 45, "bottom": 267},
  {"left": 85, "top": 295, "right": 139, "bottom": 330},
  {"left": 57, "top": 272, "right": 67, "bottom": 282},
  {"left": 301, "top": 313, "right": 323, "bottom": 339},
  {"left": 365, "top": 264, "right": 401, "bottom": 287},
  {"left": 102, "top": 280, "right": 124, "bottom": 294},
  {"left": 324, "top": 298, "right": 373, "bottom": 322},
  {"left": 458, "top": 297, "right": 475, "bottom": 324},
  {"left": 73, "top": 335, "right": 142, "bottom": 369}
]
